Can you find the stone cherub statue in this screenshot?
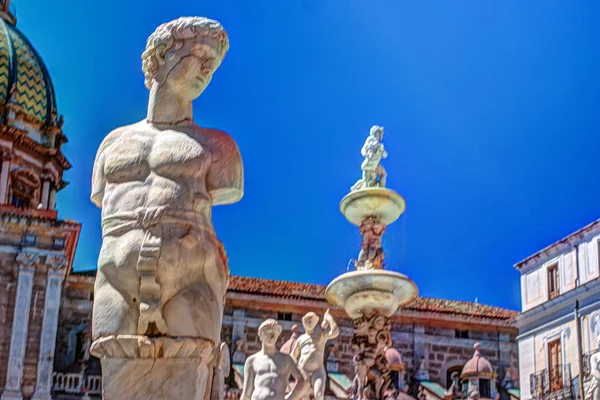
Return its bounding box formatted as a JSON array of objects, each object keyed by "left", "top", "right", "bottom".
[
  {"left": 90, "top": 17, "right": 243, "bottom": 345},
  {"left": 242, "top": 319, "right": 307, "bottom": 400},
  {"left": 291, "top": 310, "right": 340, "bottom": 400},
  {"left": 351, "top": 125, "right": 388, "bottom": 192},
  {"left": 586, "top": 335, "right": 600, "bottom": 400}
]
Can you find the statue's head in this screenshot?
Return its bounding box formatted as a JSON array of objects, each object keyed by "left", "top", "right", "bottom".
[
  {"left": 258, "top": 319, "right": 282, "bottom": 347},
  {"left": 142, "top": 17, "right": 229, "bottom": 100},
  {"left": 302, "top": 312, "right": 319, "bottom": 331},
  {"left": 370, "top": 125, "right": 384, "bottom": 141}
]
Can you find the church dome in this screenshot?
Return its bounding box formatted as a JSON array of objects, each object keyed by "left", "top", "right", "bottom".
[
  {"left": 0, "top": 12, "right": 60, "bottom": 133},
  {"left": 461, "top": 343, "right": 493, "bottom": 379}
]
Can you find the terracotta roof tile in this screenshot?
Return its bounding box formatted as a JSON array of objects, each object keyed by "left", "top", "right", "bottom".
[{"left": 228, "top": 275, "right": 519, "bottom": 320}]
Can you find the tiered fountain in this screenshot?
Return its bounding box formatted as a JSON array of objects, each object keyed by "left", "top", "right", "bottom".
[{"left": 326, "top": 125, "right": 419, "bottom": 400}]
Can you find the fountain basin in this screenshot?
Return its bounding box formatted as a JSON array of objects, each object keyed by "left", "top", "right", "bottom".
[
  {"left": 340, "top": 187, "right": 406, "bottom": 226},
  {"left": 326, "top": 270, "right": 418, "bottom": 319}
]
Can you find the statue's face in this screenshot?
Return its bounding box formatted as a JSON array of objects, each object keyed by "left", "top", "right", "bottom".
[
  {"left": 259, "top": 325, "right": 281, "bottom": 347},
  {"left": 162, "top": 39, "right": 221, "bottom": 100}
]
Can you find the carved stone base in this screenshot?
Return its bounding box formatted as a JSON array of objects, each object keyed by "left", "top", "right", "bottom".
[
  {"left": 90, "top": 335, "right": 215, "bottom": 400},
  {"left": 349, "top": 314, "right": 397, "bottom": 400}
]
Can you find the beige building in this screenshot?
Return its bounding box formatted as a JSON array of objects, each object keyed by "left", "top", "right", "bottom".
[{"left": 515, "top": 218, "right": 600, "bottom": 400}]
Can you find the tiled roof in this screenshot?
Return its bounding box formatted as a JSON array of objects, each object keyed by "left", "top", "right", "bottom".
[{"left": 228, "top": 275, "right": 519, "bottom": 320}]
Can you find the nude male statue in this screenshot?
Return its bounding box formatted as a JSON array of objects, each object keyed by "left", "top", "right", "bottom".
[
  {"left": 351, "top": 125, "right": 388, "bottom": 192},
  {"left": 291, "top": 310, "right": 340, "bottom": 400},
  {"left": 242, "top": 319, "right": 307, "bottom": 400},
  {"left": 90, "top": 17, "right": 243, "bottom": 344}
]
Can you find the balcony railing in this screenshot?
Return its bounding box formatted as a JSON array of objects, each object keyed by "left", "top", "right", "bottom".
[
  {"left": 0, "top": 204, "right": 57, "bottom": 219},
  {"left": 52, "top": 372, "right": 102, "bottom": 396},
  {"left": 530, "top": 364, "right": 574, "bottom": 400}
]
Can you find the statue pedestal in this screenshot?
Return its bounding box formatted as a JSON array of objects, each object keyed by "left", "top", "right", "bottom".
[{"left": 90, "top": 335, "right": 215, "bottom": 400}]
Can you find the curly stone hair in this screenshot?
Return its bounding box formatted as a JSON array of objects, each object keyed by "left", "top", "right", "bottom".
[
  {"left": 141, "top": 17, "right": 230, "bottom": 89},
  {"left": 258, "top": 319, "right": 282, "bottom": 341}
]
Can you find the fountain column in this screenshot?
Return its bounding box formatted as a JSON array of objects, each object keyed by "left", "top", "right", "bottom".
[{"left": 326, "top": 125, "right": 418, "bottom": 400}]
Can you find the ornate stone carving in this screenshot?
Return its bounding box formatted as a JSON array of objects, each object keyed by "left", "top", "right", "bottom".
[
  {"left": 349, "top": 315, "right": 395, "bottom": 400},
  {"left": 16, "top": 250, "right": 39, "bottom": 267},
  {"left": 291, "top": 310, "right": 339, "bottom": 400},
  {"left": 355, "top": 216, "right": 386, "bottom": 270},
  {"left": 242, "top": 319, "right": 307, "bottom": 400},
  {"left": 351, "top": 126, "right": 388, "bottom": 192},
  {"left": 46, "top": 255, "right": 67, "bottom": 270},
  {"left": 89, "top": 16, "right": 243, "bottom": 399}
]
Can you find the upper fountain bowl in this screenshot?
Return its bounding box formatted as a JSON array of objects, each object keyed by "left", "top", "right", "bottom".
[{"left": 340, "top": 187, "right": 406, "bottom": 226}]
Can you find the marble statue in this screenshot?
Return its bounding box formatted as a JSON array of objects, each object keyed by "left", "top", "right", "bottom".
[
  {"left": 242, "top": 319, "right": 307, "bottom": 400},
  {"left": 586, "top": 336, "right": 600, "bottom": 400},
  {"left": 351, "top": 125, "right": 388, "bottom": 192},
  {"left": 91, "top": 15, "right": 242, "bottom": 344},
  {"left": 444, "top": 371, "right": 462, "bottom": 400},
  {"left": 89, "top": 16, "right": 243, "bottom": 399},
  {"left": 291, "top": 310, "right": 340, "bottom": 400},
  {"left": 356, "top": 216, "right": 386, "bottom": 270}
]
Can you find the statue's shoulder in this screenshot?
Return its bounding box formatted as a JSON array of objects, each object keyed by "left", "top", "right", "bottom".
[
  {"left": 99, "top": 121, "right": 146, "bottom": 151},
  {"left": 191, "top": 126, "right": 238, "bottom": 150}
]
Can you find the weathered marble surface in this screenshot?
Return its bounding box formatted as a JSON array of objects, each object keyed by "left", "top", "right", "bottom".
[
  {"left": 91, "top": 336, "right": 214, "bottom": 400},
  {"left": 291, "top": 311, "right": 339, "bottom": 400},
  {"left": 242, "top": 319, "right": 307, "bottom": 400},
  {"left": 586, "top": 336, "right": 600, "bottom": 400},
  {"left": 89, "top": 16, "right": 243, "bottom": 399}
]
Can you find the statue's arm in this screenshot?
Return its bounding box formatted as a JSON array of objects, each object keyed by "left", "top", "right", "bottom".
[
  {"left": 240, "top": 357, "right": 255, "bottom": 400},
  {"left": 90, "top": 130, "right": 120, "bottom": 208},
  {"left": 207, "top": 130, "right": 244, "bottom": 206},
  {"left": 285, "top": 357, "right": 308, "bottom": 400},
  {"left": 323, "top": 309, "right": 339, "bottom": 339}
]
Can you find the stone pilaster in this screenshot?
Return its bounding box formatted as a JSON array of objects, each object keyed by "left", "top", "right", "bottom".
[
  {"left": 32, "top": 256, "right": 67, "bottom": 400},
  {"left": 1, "top": 251, "right": 39, "bottom": 400},
  {"left": 39, "top": 177, "right": 50, "bottom": 210},
  {"left": 47, "top": 188, "right": 56, "bottom": 210},
  {"left": 0, "top": 152, "right": 12, "bottom": 205}
]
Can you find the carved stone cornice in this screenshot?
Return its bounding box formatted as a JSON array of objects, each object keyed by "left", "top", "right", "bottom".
[{"left": 0, "top": 124, "right": 71, "bottom": 170}]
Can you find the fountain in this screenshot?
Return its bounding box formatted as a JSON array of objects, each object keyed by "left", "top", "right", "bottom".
[{"left": 326, "top": 125, "right": 419, "bottom": 400}]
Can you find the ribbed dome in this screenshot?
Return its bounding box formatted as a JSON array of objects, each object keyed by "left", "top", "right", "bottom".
[
  {"left": 461, "top": 343, "right": 493, "bottom": 379},
  {"left": 0, "top": 17, "right": 58, "bottom": 128}
]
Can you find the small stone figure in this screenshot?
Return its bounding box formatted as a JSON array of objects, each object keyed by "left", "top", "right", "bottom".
[
  {"left": 586, "top": 336, "right": 600, "bottom": 400},
  {"left": 291, "top": 310, "right": 340, "bottom": 400},
  {"left": 242, "top": 319, "right": 307, "bottom": 400},
  {"left": 351, "top": 125, "right": 388, "bottom": 192},
  {"left": 444, "top": 372, "right": 462, "bottom": 400},
  {"left": 356, "top": 216, "right": 386, "bottom": 270}
]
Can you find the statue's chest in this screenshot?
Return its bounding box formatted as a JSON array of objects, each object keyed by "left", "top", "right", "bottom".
[
  {"left": 104, "top": 130, "right": 210, "bottom": 180},
  {"left": 256, "top": 357, "right": 280, "bottom": 374}
]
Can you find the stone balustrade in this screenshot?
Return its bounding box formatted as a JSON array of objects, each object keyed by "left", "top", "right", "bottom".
[{"left": 51, "top": 372, "right": 102, "bottom": 395}]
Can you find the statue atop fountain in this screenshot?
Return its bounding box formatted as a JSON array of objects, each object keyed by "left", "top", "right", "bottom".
[
  {"left": 351, "top": 125, "right": 388, "bottom": 191},
  {"left": 291, "top": 310, "right": 340, "bottom": 400},
  {"left": 89, "top": 16, "right": 243, "bottom": 399}
]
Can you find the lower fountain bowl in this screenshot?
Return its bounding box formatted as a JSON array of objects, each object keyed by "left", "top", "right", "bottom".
[
  {"left": 325, "top": 270, "right": 418, "bottom": 319},
  {"left": 340, "top": 187, "right": 406, "bottom": 226}
]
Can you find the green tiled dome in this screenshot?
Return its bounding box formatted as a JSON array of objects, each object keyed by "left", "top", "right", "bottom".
[{"left": 0, "top": 17, "right": 58, "bottom": 127}]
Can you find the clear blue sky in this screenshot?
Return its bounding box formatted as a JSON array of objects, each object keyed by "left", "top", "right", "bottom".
[{"left": 17, "top": 0, "right": 600, "bottom": 311}]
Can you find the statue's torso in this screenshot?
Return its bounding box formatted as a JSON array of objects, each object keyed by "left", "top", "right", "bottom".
[
  {"left": 101, "top": 122, "right": 213, "bottom": 227},
  {"left": 297, "top": 332, "right": 326, "bottom": 372},
  {"left": 251, "top": 353, "right": 290, "bottom": 400}
]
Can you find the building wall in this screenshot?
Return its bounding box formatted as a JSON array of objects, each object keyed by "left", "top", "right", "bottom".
[{"left": 222, "top": 301, "right": 519, "bottom": 390}]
